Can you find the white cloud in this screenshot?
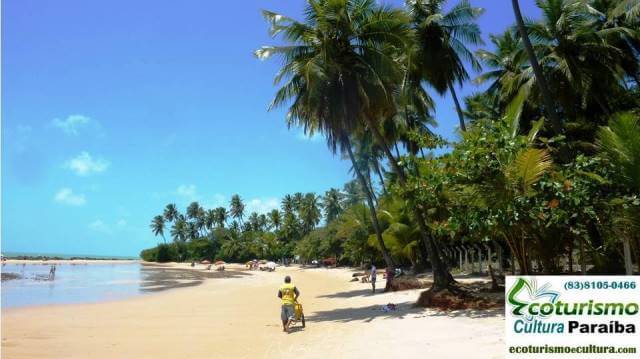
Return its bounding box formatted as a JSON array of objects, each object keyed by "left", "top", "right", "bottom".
[
  {"left": 245, "top": 197, "right": 280, "bottom": 215},
  {"left": 54, "top": 188, "right": 86, "bottom": 206},
  {"left": 64, "top": 152, "right": 110, "bottom": 176},
  {"left": 116, "top": 219, "right": 127, "bottom": 228},
  {"left": 176, "top": 184, "right": 198, "bottom": 202},
  {"left": 88, "top": 219, "right": 109, "bottom": 232},
  {"left": 52, "top": 115, "right": 93, "bottom": 135}
]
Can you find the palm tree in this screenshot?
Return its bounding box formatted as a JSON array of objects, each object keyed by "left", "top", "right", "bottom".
[
  {"left": 213, "top": 207, "right": 228, "bottom": 228},
  {"left": 343, "top": 180, "right": 366, "bottom": 207},
  {"left": 510, "top": 0, "right": 560, "bottom": 132},
  {"left": 248, "top": 212, "right": 261, "bottom": 232},
  {"left": 407, "top": 0, "right": 484, "bottom": 132},
  {"left": 597, "top": 113, "right": 640, "bottom": 275},
  {"left": 281, "top": 195, "right": 295, "bottom": 215},
  {"left": 474, "top": 29, "right": 535, "bottom": 124},
  {"left": 205, "top": 209, "right": 217, "bottom": 233},
  {"left": 150, "top": 215, "right": 167, "bottom": 243},
  {"left": 300, "top": 193, "right": 322, "bottom": 233},
  {"left": 163, "top": 203, "right": 179, "bottom": 223},
  {"left": 268, "top": 209, "right": 282, "bottom": 230},
  {"left": 293, "top": 192, "right": 305, "bottom": 215},
  {"left": 171, "top": 218, "right": 188, "bottom": 242},
  {"left": 525, "top": 0, "right": 633, "bottom": 120},
  {"left": 229, "top": 194, "right": 245, "bottom": 224},
  {"left": 256, "top": 0, "right": 403, "bottom": 269},
  {"left": 186, "top": 202, "right": 202, "bottom": 221},
  {"left": 323, "top": 188, "right": 344, "bottom": 223}
]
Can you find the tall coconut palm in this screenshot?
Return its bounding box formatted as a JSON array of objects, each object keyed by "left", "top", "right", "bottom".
[
  {"left": 300, "top": 193, "right": 322, "bottom": 233},
  {"left": 293, "top": 192, "right": 305, "bottom": 215},
  {"left": 186, "top": 202, "right": 202, "bottom": 221},
  {"left": 150, "top": 215, "right": 167, "bottom": 243},
  {"left": 229, "top": 194, "right": 245, "bottom": 224},
  {"left": 281, "top": 195, "right": 296, "bottom": 215},
  {"left": 268, "top": 209, "right": 282, "bottom": 230},
  {"left": 407, "top": 0, "right": 484, "bottom": 132},
  {"left": 171, "top": 218, "right": 188, "bottom": 242},
  {"left": 343, "top": 180, "right": 366, "bottom": 207},
  {"left": 474, "top": 29, "right": 535, "bottom": 125},
  {"left": 256, "top": 0, "right": 405, "bottom": 269},
  {"left": 258, "top": 0, "right": 454, "bottom": 288},
  {"left": 323, "top": 188, "right": 345, "bottom": 223},
  {"left": 205, "top": 209, "right": 217, "bottom": 233},
  {"left": 213, "top": 207, "right": 228, "bottom": 228},
  {"left": 511, "top": 0, "right": 560, "bottom": 132},
  {"left": 248, "top": 212, "right": 261, "bottom": 232},
  {"left": 526, "top": 0, "right": 633, "bottom": 120},
  {"left": 163, "top": 203, "right": 179, "bottom": 223}
]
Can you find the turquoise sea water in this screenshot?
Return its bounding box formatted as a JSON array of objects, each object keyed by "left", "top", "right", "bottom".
[{"left": 1, "top": 263, "right": 206, "bottom": 308}]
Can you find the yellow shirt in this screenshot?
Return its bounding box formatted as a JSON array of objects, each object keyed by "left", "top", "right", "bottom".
[{"left": 279, "top": 283, "right": 296, "bottom": 305}]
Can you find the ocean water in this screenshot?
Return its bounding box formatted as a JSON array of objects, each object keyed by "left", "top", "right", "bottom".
[{"left": 1, "top": 263, "right": 207, "bottom": 308}]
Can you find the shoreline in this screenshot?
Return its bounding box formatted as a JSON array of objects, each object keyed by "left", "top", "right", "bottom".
[{"left": 3, "top": 259, "right": 139, "bottom": 265}]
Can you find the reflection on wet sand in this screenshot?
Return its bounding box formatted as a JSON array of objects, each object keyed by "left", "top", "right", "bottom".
[{"left": 139, "top": 264, "right": 249, "bottom": 293}]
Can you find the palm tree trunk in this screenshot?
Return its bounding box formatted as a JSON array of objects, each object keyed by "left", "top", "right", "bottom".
[
  {"left": 511, "top": 0, "right": 562, "bottom": 134},
  {"left": 363, "top": 116, "right": 455, "bottom": 290},
  {"left": 344, "top": 137, "right": 395, "bottom": 269},
  {"left": 448, "top": 82, "right": 467, "bottom": 132},
  {"left": 365, "top": 167, "right": 378, "bottom": 206}
]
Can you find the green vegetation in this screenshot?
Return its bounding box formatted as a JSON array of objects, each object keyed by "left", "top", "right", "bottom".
[{"left": 143, "top": 0, "right": 640, "bottom": 292}]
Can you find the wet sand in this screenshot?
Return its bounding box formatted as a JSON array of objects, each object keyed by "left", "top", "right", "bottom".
[{"left": 1, "top": 264, "right": 504, "bottom": 358}]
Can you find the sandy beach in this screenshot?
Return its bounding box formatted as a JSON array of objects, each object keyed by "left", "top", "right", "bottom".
[{"left": 1, "top": 264, "right": 504, "bottom": 358}]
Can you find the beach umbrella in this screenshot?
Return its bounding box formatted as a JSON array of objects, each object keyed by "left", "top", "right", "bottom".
[
  {"left": 200, "top": 260, "right": 211, "bottom": 265},
  {"left": 214, "top": 260, "right": 226, "bottom": 265}
]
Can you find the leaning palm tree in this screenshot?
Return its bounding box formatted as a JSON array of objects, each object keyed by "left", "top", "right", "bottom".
[
  {"left": 406, "top": 0, "right": 484, "bottom": 132},
  {"left": 229, "top": 194, "right": 245, "bottom": 225},
  {"left": 256, "top": 0, "right": 403, "bottom": 269},
  {"left": 258, "top": 0, "right": 455, "bottom": 289},
  {"left": 150, "top": 215, "right": 167, "bottom": 243},
  {"left": 510, "top": 0, "right": 560, "bottom": 132}
]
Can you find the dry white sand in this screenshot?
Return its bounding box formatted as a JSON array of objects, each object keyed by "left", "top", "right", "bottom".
[{"left": 1, "top": 264, "right": 504, "bottom": 358}]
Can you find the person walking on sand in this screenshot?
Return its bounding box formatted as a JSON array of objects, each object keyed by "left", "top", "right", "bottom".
[
  {"left": 277, "top": 275, "right": 299, "bottom": 333},
  {"left": 370, "top": 264, "right": 377, "bottom": 294}
]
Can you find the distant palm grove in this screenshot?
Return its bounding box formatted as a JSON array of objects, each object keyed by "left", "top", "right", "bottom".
[{"left": 143, "top": 0, "right": 640, "bottom": 291}]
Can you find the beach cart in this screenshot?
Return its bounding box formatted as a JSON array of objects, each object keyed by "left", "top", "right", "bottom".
[{"left": 291, "top": 301, "right": 305, "bottom": 328}]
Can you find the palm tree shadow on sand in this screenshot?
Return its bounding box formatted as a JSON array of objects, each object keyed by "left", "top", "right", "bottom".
[{"left": 307, "top": 293, "right": 504, "bottom": 324}]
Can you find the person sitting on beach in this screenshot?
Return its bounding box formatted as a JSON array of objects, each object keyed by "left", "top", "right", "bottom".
[{"left": 277, "top": 275, "right": 300, "bottom": 333}]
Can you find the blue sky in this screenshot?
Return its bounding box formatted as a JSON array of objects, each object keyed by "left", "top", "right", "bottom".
[{"left": 2, "top": 0, "right": 541, "bottom": 256}]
